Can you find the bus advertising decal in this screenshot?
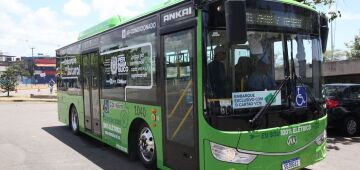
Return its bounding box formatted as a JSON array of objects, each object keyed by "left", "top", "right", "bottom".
[
  {"left": 103, "top": 121, "right": 122, "bottom": 140},
  {"left": 103, "top": 99, "right": 109, "bottom": 114},
  {"left": 102, "top": 43, "right": 153, "bottom": 91},
  {"left": 160, "top": 4, "right": 195, "bottom": 26},
  {"left": 121, "top": 17, "right": 157, "bottom": 39},
  {"left": 60, "top": 56, "right": 81, "bottom": 77},
  {"left": 109, "top": 100, "right": 125, "bottom": 110},
  {"left": 252, "top": 124, "right": 315, "bottom": 140},
  {"left": 102, "top": 100, "right": 130, "bottom": 128},
  {"left": 129, "top": 52, "right": 148, "bottom": 78}
]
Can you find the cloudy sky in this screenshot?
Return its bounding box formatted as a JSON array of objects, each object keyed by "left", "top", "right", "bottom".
[
  {"left": 0, "top": 0, "right": 164, "bottom": 57},
  {"left": 0, "top": 0, "right": 359, "bottom": 57}
]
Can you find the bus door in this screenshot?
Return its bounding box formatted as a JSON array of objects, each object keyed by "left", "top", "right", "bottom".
[
  {"left": 161, "top": 28, "right": 198, "bottom": 169},
  {"left": 83, "top": 52, "right": 101, "bottom": 136}
]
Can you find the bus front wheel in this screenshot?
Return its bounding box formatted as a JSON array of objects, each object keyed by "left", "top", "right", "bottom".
[
  {"left": 137, "top": 123, "right": 156, "bottom": 169},
  {"left": 70, "top": 106, "right": 79, "bottom": 135}
]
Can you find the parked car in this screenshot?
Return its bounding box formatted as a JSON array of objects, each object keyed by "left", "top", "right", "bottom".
[{"left": 323, "top": 84, "right": 360, "bottom": 136}]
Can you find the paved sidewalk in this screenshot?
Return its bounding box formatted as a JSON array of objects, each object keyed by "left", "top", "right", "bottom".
[
  {"left": 0, "top": 85, "right": 57, "bottom": 102},
  {"left": 0, "top": 96, "right": 57, "bottom": 102}
]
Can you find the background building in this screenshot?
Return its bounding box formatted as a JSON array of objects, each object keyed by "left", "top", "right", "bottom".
[
  {"left": 33, "top": 58, "right": 56, "bottom": 84},
  {"left": 0, "top": 54, "right": 17, "bottom": 76},
  {"left": 21, "top": 56, "right": 56, "bottom": 84}
]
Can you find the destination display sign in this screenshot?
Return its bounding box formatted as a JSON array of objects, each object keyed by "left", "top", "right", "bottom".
[{"left": 246, "top": 9, "right": 315, "bottom": 32}]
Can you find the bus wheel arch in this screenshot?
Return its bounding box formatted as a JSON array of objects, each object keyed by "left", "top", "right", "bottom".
[
  {"left": 128, "top": 119, "right": 157, "bottom": 168},
  {"left": 69, "top": 104, "right": 79, "bottom": 135}
]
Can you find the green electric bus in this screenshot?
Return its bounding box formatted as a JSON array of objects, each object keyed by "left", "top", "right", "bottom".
[{"left": 56, "top": 0, "right": 329, "bottom": 169}]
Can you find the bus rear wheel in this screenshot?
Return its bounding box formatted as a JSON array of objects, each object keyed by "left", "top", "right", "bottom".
[
  {"left": 70, "top": 106, "right": 79, "bottom": 135},
  {"left": 137, "top": 123, "right": 156, "bottom": 169}
]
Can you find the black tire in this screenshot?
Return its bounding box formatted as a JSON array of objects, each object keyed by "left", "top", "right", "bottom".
[
  {"left": 128, "top": 129, "right": 138, "bottom": 161},
  {"left": 137, "top": 123, "right": 156, "bottom": 169},
  {"left": 70, "top": 106, "right": 80, "bottom": 135},
  {"left": 343, "top": 116, "right": 358, "bottom": 136}
]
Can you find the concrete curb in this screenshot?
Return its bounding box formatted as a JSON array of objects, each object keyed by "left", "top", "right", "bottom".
[
  {"left": 0, "top": 97, "right": 57, "bottom": 102},
  {"left": 30, "top": 94, "right": 57, "bottom": 99}
]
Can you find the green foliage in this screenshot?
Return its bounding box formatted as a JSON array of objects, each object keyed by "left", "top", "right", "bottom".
[
  {"left": 298, "top": 0, "right": 335, "bottom": 6},
  {"left": 296, "top": 0, "right": 341, "bottom": 21},
  {"left": 0, "top": 66, "right": 18, "bottom": 97},
  {"left": 11, "top": 62, "right": 31, "bottom": 77},
  {"left": 345, "top": 34, "right": 360, "bottom": 59}
]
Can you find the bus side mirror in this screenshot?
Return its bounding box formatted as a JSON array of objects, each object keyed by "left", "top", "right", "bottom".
[
  {"left": 225, "top": 0, "right": 247, "bottom": 45},
  {"left": 320, "top": 15, "right": 329, "bottom": 53}
]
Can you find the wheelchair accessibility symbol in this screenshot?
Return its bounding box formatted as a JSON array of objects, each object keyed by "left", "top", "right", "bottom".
[{"left": 295, "top": 86, "right": 307, "bottom": 108}]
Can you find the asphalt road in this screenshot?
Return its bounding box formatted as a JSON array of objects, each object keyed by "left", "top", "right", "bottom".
[
  {"left": 0, "top": 102, "right": 145, "bottom": 170},
  {"left": 307, "top": 130, "right": 360, "bottom": 170},
  {"left": 0, "top": 102, "right": 359, "bottom": 170}
]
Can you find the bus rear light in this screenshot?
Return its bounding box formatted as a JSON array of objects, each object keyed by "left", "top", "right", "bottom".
[
  {"left": 210, "top": 142, "right": 256, "bottom": 164},
  {"left": 325, "top": 99, "right": 339, "bottom": 109},
  {"left": 151, "top": 114, "right": 156, "bottom": 121},
  {"left": 151, "top": 108, "right": 157, "bottom": 114}
]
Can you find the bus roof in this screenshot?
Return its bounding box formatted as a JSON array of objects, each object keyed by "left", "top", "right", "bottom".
[
  {"left": 279, "top": 0, "right": 315, "bottom": 11},
  {"left": 77, "top": 0, "right": 314, "bottom": 41},
  {"left": 77, "top": 0, "right": 185, "bottom": 40}
]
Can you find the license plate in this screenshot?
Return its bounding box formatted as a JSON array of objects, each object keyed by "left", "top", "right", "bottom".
[{"left": 282, "top": 158, "right": 301, "bottom": 170}]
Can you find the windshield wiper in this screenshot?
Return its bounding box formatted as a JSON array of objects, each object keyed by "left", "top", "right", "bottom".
[
  {"left": 249, "top": 76, "right": 290, "bottom": 129},
  {"left": 249, "top": 35, "right": 292, "bottom": 129}
]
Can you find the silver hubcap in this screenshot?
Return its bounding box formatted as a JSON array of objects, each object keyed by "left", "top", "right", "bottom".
[
  {"left": 71, "top": 110, "right": 78, "bottom": 131},
  {"left": 347, "top": 119, "right": 357, "bottom": 135},
  {"left": 139, "top": 127, "right": 155, "bottom": 162}
]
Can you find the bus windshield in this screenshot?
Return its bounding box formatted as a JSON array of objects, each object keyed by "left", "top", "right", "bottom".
[{"left": 204, "top": 30, "right": 324, "bottom": 131}]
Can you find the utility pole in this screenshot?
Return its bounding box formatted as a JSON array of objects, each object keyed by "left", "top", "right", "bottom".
[
  {"left": 30, "top": 47, "right": 35, "bottom": 84},
  {"left": 331, "top": 21, "right": 334, "bottom": 61},
  {"left": 31, "top": 47, "right": 35, "bottom": 58}
]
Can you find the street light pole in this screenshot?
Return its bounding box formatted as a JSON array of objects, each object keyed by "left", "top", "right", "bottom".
[
  {"left": 31, "top": 47, "right": 35, "bottom": 58},
  {"left": 30, "top": 47, "right": 35, "bottom": 84}
]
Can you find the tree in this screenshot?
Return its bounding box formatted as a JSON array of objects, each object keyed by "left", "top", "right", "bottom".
[
  {"left": 345, "top": 34, "right": 360, "bottom": 59},
  {"left": 11, "top": 62, "right": 31, "bottom": 82},
  {"left": 296, "top": 0, "right": 341, "bottom": 21},
  {"left": 0, "top": 66, "right": 18, "bottom": 97}
]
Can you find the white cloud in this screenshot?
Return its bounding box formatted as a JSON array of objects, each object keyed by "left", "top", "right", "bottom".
[
  {"left": 0, "top": 2, "right": 78, "bottom": 57},
  {"left": 0, "top": 0, "right": 31, "bottom": 16},
  {"left": 92, "top": 0, "right": 145, "bottom": 19},
  {"left": 63, "top": 0, "right": 91, "bottom": 17}
]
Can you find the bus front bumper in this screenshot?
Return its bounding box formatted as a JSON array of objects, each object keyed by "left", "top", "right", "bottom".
[{"left": 203, "top": 139, "right": 326, "bottom": 170}]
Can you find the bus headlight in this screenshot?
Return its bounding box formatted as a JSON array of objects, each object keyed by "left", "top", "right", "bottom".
[
  {"left": 210, "top": 142, "right": 257, "bottom": 164},
  {"left": 315, "top": 130, "right": 327, "bottom": 145}
]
